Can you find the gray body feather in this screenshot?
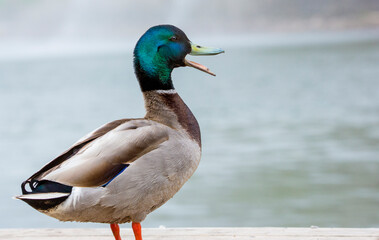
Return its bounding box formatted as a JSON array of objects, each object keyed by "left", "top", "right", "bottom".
[{"left": 18, "top": 90, "right": 201, "bottom": 224}]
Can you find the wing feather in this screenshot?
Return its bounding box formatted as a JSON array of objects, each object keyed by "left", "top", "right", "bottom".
[
  {"left": 25, "top": 119, "right": 169, "bottom": 188},
  {"left": 27, "top": 119, "right": 134, "bottom": 182}
]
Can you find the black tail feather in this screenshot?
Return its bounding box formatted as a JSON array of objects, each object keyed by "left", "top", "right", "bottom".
[
  {"left": 22, "top": 179, "right": 72, "bottom": 194},
  {"left": 19, "top": 179, "right": 72, "bottom": 211}
]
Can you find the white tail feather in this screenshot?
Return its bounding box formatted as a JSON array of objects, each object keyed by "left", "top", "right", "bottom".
[{"left": 14, "top": 192, "right": 70, "bottom": 200}]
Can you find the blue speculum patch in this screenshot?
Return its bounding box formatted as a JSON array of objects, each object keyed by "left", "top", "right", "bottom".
[{"left": 102, "top": 164, "right": 129, "bottom": 187}]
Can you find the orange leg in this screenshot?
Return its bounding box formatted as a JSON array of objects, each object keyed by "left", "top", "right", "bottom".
[
  {"left": 110, "top": 223, "right": 122, "bottom": 240},
  {"left": 132, "top": 222, "right": 142, "bottom": 240}
]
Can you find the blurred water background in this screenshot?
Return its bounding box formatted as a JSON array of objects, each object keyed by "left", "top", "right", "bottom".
[{"left": 1, "top": 0, "right": 379, "bottom": 228}]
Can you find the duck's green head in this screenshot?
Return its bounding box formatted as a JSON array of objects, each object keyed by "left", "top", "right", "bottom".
[{"left": 134, "top": 25, "right": 224, "bottom": 92}]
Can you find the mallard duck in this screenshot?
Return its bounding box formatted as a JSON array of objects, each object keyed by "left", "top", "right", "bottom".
[{"left": 16, "top": 25, "right": 224, "bottom": 240}]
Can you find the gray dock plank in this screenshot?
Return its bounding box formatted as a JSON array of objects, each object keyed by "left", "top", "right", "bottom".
[{"left": 1, "top": 228, "right": 378, "bottom": 240}]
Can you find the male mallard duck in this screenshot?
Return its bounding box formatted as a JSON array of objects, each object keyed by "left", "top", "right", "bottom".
[{"left": 16, "top": 25, "right": 224, "bottom": 240}]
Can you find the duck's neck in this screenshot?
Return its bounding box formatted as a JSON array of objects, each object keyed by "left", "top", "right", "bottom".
[
  {"left": 143, "top": 89, "right": 201, "bottom": 146},
  {"left": 134, "top": 55, "right": 174, "bottom": 92}
]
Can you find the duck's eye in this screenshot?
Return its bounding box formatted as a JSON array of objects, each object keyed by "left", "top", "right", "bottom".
[{"left": 170, "top": 36, "right": 178, "bottom": 41}]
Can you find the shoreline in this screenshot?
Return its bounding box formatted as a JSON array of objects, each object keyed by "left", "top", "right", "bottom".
[{"left": 1, "top": 28, "right": 379, "bottom": 61}]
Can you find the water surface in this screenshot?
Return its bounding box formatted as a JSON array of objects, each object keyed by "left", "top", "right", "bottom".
[{"left": 1, "top": 34, "right": 379, "bottom": 228}]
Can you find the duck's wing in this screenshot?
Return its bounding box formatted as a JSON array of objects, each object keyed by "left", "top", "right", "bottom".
[{"left": 23, "top": 118, "right": 169, "bottom": 190}]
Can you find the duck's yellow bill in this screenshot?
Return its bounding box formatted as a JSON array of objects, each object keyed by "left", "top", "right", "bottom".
[
  {"left": 184, "top": 42, "right": 224, "bottom": 76},
  {"left": 189, "top": 43, "right": 225, "bottom": 56}
]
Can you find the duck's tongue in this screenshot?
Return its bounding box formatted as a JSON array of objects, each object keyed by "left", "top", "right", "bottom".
[{"left": 185, "top": 43, "right": 224, "bottom": 76}]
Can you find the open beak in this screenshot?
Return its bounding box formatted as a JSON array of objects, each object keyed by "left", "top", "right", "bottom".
[{"left": 184, "top": 42, "right": 224, "bottom": 76}]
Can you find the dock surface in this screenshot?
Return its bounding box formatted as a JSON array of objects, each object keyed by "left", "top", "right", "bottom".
[{"left": 1, "top": 227, "right": 379, "bottom": 240}]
